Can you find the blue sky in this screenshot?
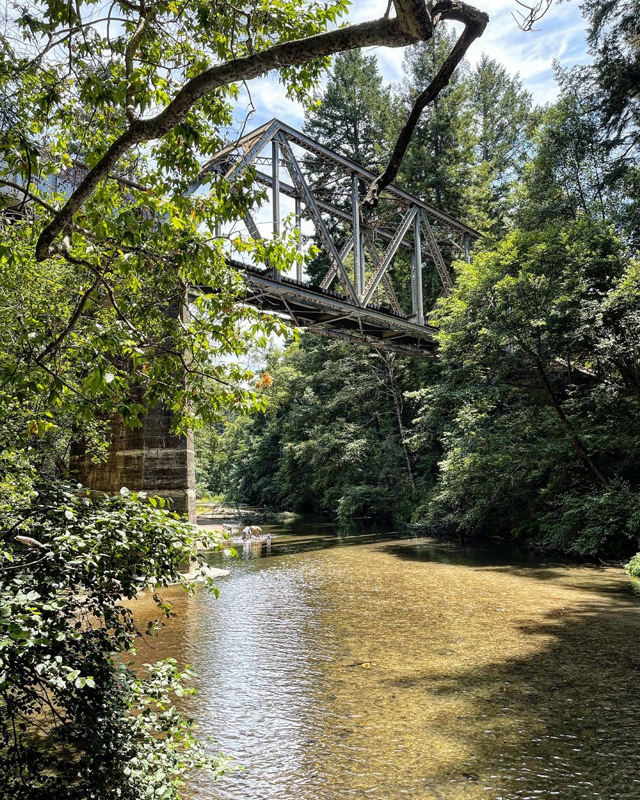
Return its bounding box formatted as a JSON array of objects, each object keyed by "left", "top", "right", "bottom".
[{"left": 234, "top": 0, "right": 591, "bottom": 133}]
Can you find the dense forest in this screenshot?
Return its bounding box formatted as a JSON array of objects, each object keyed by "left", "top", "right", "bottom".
[{"left": 197, "top": 6, "right": 640, "bottom": 560}]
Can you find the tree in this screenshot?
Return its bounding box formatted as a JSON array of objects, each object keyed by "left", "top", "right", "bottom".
[
  {"left": 413, "top": 218, "right": 640, "bottom": 556},
  {"left": 305, "top": 50, "right": 393, "bottom": 172},
  {"left": 303, "top": 49, "right": 394, "bottom": 284},
  {"left": 466, "top": 55, "right": 533, "bottom": 236},
  {"left": 582, "top": 0, "right": 640, "bottom": 134},
  {"left": 201, "top": 337, "right": 427, "bottom": 520},
  {"left": 515, "top": 64, "right": 640, "bottom": 247},
  {"left": 0, "top": 476, "right": 230, "bottom": 799},
  {"left": 524, "top": 2, "right": 640, "bottom": 248}
]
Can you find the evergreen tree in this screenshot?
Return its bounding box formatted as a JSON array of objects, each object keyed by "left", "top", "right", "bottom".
[
  {"left": 574, "top": 1, "right": 640, "bottom": 248},
  {"left": 582, "top": 0, "right": 640, "bottom": 133},
  {"left": 466, "top": 55, "right": 533, "bottom": 237},
  {"left": 518, "top": 68, "right": 635, "bottom": 241},
  {"left": 303, "top": 50, "right": 393, "bottom": 288},
  {"left": 304, "top": 50, "right": 393, "bottom": 172}
]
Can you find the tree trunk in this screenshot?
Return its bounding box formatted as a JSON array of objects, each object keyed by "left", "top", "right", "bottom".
[
  {"left": 383, "top": 354, "right": 416, "bottom": 491},
  {"left": 535, "top": 359, "right": 609, "bottom": 487}
]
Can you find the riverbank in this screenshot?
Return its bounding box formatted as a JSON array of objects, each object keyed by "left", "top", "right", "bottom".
[{"left": 196, "top": 501, "right": 300, "bottom": 533}]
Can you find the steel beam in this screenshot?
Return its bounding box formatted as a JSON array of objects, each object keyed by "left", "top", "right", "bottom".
[
  {"left": 420, "top": 210, "right": 453, "bottom": 294},
  {"left": 271, "top": 139, "right": 281, "bottom": 281},
  {"left": 187, "top": 119, "right": 477, "bottom": 350},
  {"left": 364, "top": 231, "right": 403, "bottom": 316},
  {"left": 411, "top": 213, "right": 424, "bottom": 326},
  {"left": 295, "top": 197, "right": 303, "bottom": 282},
  {"left": 277, "top": 134, "right": 358, "bottom": 304},
  {"left": 320, "top": 237, "right": 354, "bottom": 290},
  {"left": 240, "top": 267, "right": 436, "bottom": 340},
  {"left": 304, "top": 325, "right": 435, "bottom": 358},
  {"left": 196, "top": 119, "right": 480, "bottom": 238},
  {"left": 251, "top": 169, "right": 428, "bottom": 256},
  {"left": 362, "top": 206, "right": 417, "bottom": 307},
  {"left": 276, "top": 121, "right": 480, "bottom": 239},
  {"left": 272, "top": 139, "right": 281, "bottom": 237},
  {"left": 244, "top": 212, "right": 261, "bottom": 241},
  {"left": 352, "top": 173, "right": 364, "bottom": 298},
  {"left": 194, "top": 119, "right": 281, "bottom": 190}
]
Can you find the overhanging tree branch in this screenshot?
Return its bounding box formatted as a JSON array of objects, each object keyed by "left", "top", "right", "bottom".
[
  {"left": 364, "top": 1, "right": 488, "bottom": 208},
  {"left": 35, "top": 1, "right": 488, "bottom": 262}
]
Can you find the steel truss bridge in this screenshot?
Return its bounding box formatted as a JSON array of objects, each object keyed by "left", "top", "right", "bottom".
[{"left": 192, "top": 119, "right": 480, "bottom": 358}]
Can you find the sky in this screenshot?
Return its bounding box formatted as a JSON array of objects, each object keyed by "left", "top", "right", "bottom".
[{"left": 233, "top": 0, "right": 591, "bottom": 134}]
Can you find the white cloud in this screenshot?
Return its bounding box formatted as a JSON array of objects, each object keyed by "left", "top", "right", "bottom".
[
  {"left": 464, "top": 0, "right": 590, "bottom": 103},
  {"left": 238, "top": 0, "right": 590, "bottom": 134}
]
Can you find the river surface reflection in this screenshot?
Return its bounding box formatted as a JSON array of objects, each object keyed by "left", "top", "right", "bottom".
[{"left": 131, "top": 517, "right": 640, "bottom": 799}]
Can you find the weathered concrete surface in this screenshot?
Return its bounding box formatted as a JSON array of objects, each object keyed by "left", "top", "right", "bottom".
[{"left": 70, "top": 406, "right": 196, "bottom": 523}]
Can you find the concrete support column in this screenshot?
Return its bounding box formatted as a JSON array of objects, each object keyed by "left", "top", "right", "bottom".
[
  {"left": 70, "top": 407, "right": 196, "bottom": 523},
  {"left": 70, "top": 297, "right": 196, "bottom": 524}
]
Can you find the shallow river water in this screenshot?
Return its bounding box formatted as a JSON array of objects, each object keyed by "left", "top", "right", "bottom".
[{"left": 132, "top": 518, "right": 640, "bottom": 800}]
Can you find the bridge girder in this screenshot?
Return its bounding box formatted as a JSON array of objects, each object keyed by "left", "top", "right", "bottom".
[{"left": 192, "top": 119, "right": 480, "bottom": 358}]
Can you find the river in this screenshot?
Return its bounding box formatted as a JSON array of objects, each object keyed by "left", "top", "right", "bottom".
[{"left": 131, "top": 517, "right": 640, "bottom": 800}]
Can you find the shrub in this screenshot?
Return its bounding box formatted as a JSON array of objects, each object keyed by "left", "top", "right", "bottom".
[{"left": 0, "top": 481, "right": 228, "bottom": 799}]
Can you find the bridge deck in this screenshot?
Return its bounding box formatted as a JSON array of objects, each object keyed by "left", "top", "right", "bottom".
[{"left": 237, "top": 263, "right": 438, "bottom": 357}]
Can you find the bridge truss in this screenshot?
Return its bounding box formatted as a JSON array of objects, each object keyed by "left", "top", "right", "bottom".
[{"left": 193, "top": 119, "right": 480, "bottom": 358}]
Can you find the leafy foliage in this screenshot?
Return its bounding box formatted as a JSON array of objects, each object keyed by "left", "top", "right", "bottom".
[
  {"left": 198, "top": 337, "right": 427, "bottom": 520},
  {"left": 0, "top": 482, "right": 228, "bottom": 799},
  {"left": 0, "top": 0, "right": 352, "bottom": 434}
]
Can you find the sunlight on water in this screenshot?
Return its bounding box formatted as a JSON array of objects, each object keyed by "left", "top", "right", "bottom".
[{"left": 131, "top": 521, "right": 640, "bottom": 800}]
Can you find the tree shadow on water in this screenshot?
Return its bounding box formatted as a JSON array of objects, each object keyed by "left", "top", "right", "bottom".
[
  {"left": 379, "top": 539, "right": 635, "bottom": 597},
  {"left": 385, "top": 598, "right": 640, "bottom": 799}
]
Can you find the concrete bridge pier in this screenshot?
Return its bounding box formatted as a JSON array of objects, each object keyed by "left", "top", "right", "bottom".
[{"left": 70, "top": 406, "right": 196, "bottom": 524}]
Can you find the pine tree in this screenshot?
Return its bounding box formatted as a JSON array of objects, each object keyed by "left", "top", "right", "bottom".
[
  {"left": 303, "top": 50, "right": 393, "bottom": 287},
  {"left": 304, "top": 49, "right": 393, "bottom": 171},
  {"left": 582, "top": 0, "right": 640, "bottom": 132},
  {"left": 577, "top": 1, "right": 640, "bottom": 247},
  {"left": 466, "top": 55, "right": 533, "bottom": 237}
]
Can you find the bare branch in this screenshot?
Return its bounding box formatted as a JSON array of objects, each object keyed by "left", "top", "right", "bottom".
[
  {"left": 35, "top": 3, "right": 488, "bottom": 261},
  {"left": 392, "top": 0, "right": 433, "bottom": 39},
  {"left": 512, "top": 0, "right": 553, "bottom": 32},
  {"left": 14, "top": 535, "right": 47, "bottom": 549}
]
